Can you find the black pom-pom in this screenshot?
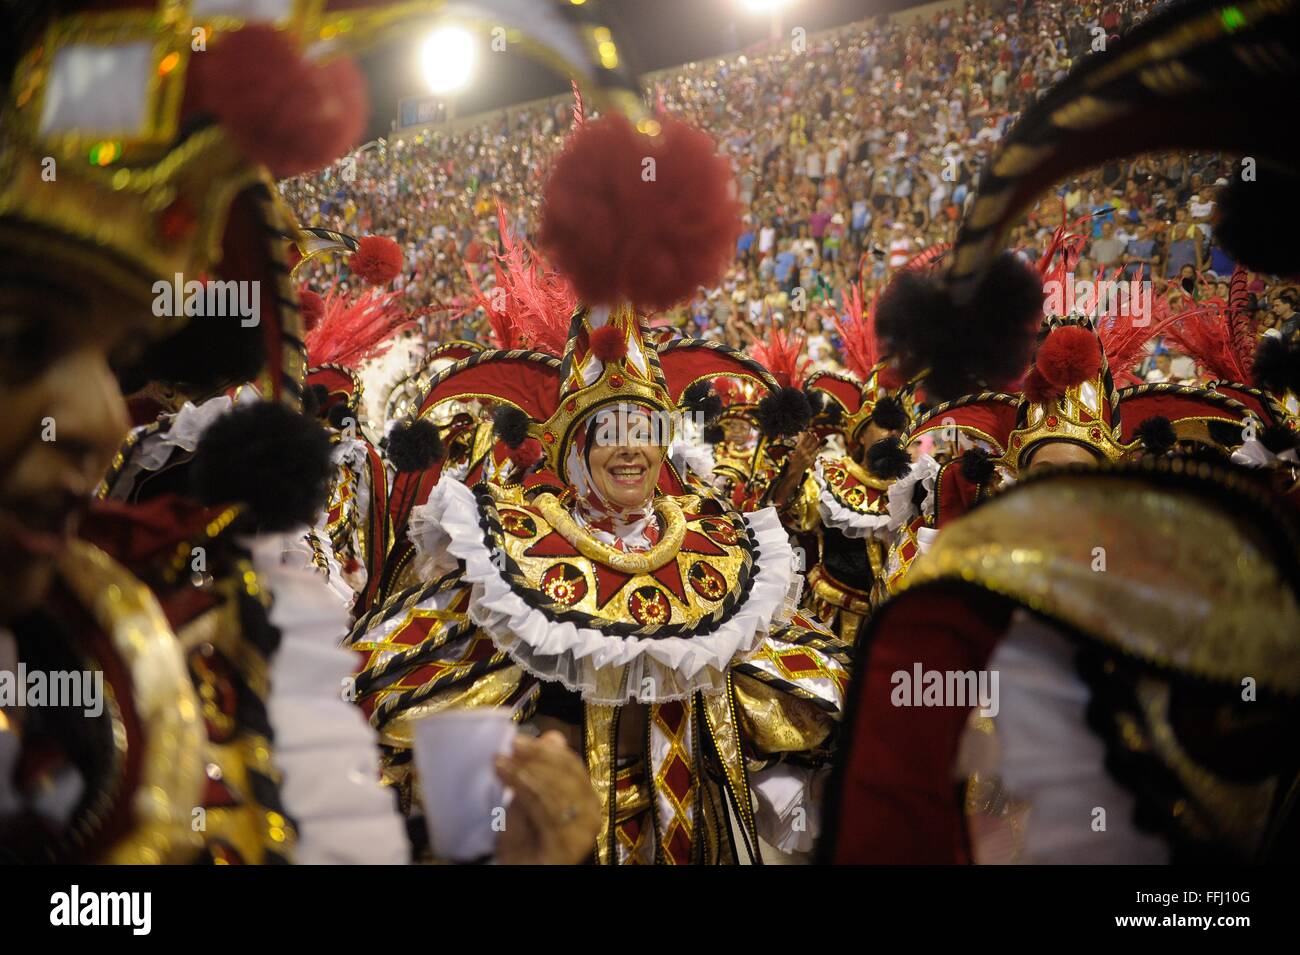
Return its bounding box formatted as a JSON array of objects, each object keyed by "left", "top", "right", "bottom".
[
  {"left": 877, "top": 252, "right": 1043, "bottom": 402},
  {"left": 805, "top": 390, "right": 828, "bottom": 414},
  {"left": 1252, "top": 335, "right": 1300, "bottom": 396},
  {"left": 821, "top": 401, "right": 843, "bottom": 425},
  {"left": 1214, "top": 170, "right": 1300, "bottom": 277},
  {"left": 1261, "top": 423, "right": 1300, "bottom": 456},
  {"left": 303, "top": 384, "right": 329, "bottom": 418},
  {"left": 756, "top": 386, "right": 812, "bottom": 439},
  {"left": 326, "top": 402, "right": 355, "bottom": 431},
  {"left": 1135, "top": 416, "right": 1178, "bottom": 456},
  {"left": 702, "top": 423, "right": 725, "bottom": 445},
  {"left": 870, "top": 395, "right": 908, "bottom": 432},
  {"left": 959, "top": 446, "right": 996, "bottom": 484},
  {"left": 189, "top": 402, "right": 332, "bottom": 532},
  {"left": 386, "top": 418, "right": 444, "bottom": 472},
  {"left": 682, "top": 381, "right": 723, "bottom": 423},
  {"left": 866, "top": 436, "right": 911, "bottom": 479},
  {"left": 493, "top": 405, "right": 532, "bottom": 448}
]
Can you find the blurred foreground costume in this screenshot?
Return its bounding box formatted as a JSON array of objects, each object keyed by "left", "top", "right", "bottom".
[
  {"left": 0, "top": 1, "right": 422, "bottom": 862},
  {"left": 0, "top": 0, "right": 660, "bottom": 864},
  {"left": 823, "top": 0, "right": 1300, "bottom": 863}
]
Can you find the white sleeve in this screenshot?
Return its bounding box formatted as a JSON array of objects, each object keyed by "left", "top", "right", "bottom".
[{"left": 961, "top": 610, "right": 1170, "bottom": 864}]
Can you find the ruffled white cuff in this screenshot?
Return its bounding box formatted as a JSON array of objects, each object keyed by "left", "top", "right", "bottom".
[
  {"left": 249, "top": 533, "right": 408, "bottom": 864},
  {"left": 813, "top": 461, "right": 892, "bottom": 539},
  {"left": 886, "top": 453, "right": 939, "bottom": 530},
  {"left": 106, "top": 395, "right": 233, "bottom": 500},
  {"left": 408, "top": 478, "right": 798, "bottom": 705}
]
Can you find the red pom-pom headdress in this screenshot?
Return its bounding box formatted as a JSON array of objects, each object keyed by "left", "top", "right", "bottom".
[
  {"left": 1006, "top": 318, "right": 1134, "bottom": 469},
  {"left": 350, "top": 235, "right": 404, "bottom": 286},
  {"left": 189, "top": 26, "right": 367, "bottom": 180},
  {"left": 538, "top": 114, "right": 742, "bottom": 311}
]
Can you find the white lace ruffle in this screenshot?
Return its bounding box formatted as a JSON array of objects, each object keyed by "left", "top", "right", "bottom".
[
  {"left": 106, "top": 395, "right": 233, "bottom": 500},
  {"left": 408, "top": 478, "right": 797, "bottom": 704},
  {"left": 813, "top": 460, "right": 892, "bottom": 539},
  {"left": 885, "top": 453, "right": 939, "bottom": 530},
  {"left": 670, "top": 437, "right": 716, "bottom": 482},
  {"left": 249, "top": 532, "right": 408, "bottom": 864}
]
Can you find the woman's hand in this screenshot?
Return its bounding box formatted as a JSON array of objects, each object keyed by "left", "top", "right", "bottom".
[{"left": 494, "top": 731, "right": 600, "bottom": 864}]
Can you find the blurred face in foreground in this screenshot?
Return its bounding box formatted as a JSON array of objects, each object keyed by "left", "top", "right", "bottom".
[
  {"left": 0, "top": 258, "right": 142, "bottom": 618},
  {"left": 586, "top": 409, "right": 665, "bottom": 510}
]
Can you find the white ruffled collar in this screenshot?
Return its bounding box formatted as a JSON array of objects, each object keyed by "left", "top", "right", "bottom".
[{"left": 406, "top": 477, "right": 801, "bottom": 704}]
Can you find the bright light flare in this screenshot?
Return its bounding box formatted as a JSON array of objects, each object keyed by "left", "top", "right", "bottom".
[
  {"left": 741, "top": 0, "right": 794, "bottom": 12},
  {"left": 420, "top": 26, "right": 477, "bottom": 94}
]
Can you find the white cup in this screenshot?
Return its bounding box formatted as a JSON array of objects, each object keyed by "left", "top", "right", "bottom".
[{"left": 412, "top": 708, "right": 518, "bottom": 861}]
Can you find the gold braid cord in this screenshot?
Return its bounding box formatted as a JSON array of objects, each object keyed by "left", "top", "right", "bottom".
[{"left": 532, "top": 493, "right": 687, "bottom": 575}]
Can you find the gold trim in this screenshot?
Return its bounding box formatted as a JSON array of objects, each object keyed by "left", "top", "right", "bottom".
[
  {"left": 902, "top": 475, "right": 1300, "bottom": 690},
  {"left": 58, "top": 540, "right": 205, "bottom": 864},
  {"left": 529, "top": 492, "right": 687, "bottom": 575}
]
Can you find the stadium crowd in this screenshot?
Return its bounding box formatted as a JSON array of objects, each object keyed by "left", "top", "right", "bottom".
[{"left": 282, "top": 0, "right": 1297, "bottom": 395}]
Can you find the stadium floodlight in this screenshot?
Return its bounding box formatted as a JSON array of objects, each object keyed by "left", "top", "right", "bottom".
[{"left": 420, "top": 26, "right": 478, "bottom": 94}]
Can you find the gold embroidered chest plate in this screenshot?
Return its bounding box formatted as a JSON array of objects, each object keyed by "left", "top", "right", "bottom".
[{"left": 480, "top": 487, "right": 761, "bottom": 634}]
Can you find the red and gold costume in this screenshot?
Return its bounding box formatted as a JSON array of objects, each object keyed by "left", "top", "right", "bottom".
[{"left": 349, "top": 302, "right": 849, "bottom": 864}]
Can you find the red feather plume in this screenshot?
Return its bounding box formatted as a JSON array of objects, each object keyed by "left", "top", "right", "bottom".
[
  {"left": 828, "top": 280, "right": 881, "bottom": 381},
  {"left": 1035, "top": 200, "right": 1096, "bottom": 291},
  {"left": 1163, "top": 296, "right": 1254, "bottom": 384},
  {"left": 1096, "top": 291, "right": 1182, "bottom": 388},
  {"left": 462, "top": 205, "right": 575, "bottom": 354},
  {"left": 305, "top": 287, "right": 413, "bottom": 368},
  {"left": 749, "top": 319, "right": 809, "bottom": 389},
  {"left": 538, "top": 114, "right": 742, "bottom": 310}
]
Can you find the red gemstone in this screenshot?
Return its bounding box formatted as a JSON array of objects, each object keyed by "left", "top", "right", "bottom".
[
  {"left": 566, "top": 399, "right": 577, "bottom": 413},
  {"left": 1090, "top": 428, "right": 1102, "bottom": 440},
  {"left": 542, "top": 431, "right": 555, "bottom": 444},
  {"left": 1045, "top": 415, "right": 1058, "bottom": 428},
  {"left": 609, "top": 374, "right": 624, "bottom": 388},
  {"left": 1013, "top": 436, "right": 1022, "bottom": 448}
]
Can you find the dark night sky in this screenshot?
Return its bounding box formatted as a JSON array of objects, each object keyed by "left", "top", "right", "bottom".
[{"left": 359, "top": 0, "right": 931, "bottom": 138}]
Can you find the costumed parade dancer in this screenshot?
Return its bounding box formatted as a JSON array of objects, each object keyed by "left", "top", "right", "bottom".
[
  {"left": 822, "top": 0, "right": 1300, "bottom": 864},
  {"left": 347, "top": 94, "right": 852, "bottom": 864}
]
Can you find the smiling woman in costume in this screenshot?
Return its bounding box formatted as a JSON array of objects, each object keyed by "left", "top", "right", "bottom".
[{"left": 347, "top": 109, "right": 851, "bottom": 865}]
